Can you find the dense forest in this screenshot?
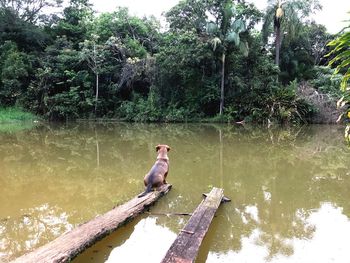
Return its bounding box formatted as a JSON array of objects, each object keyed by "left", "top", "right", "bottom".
[{"left": 0, "top": 0, "right": 349, "bottom": 128}]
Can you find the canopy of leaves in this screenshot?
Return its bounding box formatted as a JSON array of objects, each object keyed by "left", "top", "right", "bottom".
[{"left": 0, "top": 0, "right": 342, "bottom": 125}]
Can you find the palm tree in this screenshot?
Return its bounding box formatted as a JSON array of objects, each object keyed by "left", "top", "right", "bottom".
[
  {"left": 262, "top": 0, "right": 321, "bottom": 67},
  {"left": 207, "top": 1, "right": 248, "bottom": 115}
]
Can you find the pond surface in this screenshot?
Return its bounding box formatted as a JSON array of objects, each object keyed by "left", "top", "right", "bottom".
[{"left": 1, "top": 123, "right": 350, "bottom": 263}]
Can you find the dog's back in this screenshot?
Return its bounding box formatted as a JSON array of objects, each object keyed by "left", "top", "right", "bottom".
[
  {"left": 145, "top": 159, "right": 168, "bottom": 187},
  {"left": 138, "top": 145, "right": 170, "bottom": 198}
]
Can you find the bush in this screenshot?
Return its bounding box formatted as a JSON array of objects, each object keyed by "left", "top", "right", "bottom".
[
  {"left": 267, "top": 81, "right": 314, "bottom": 124},
  {"left": 118, "top": 91, "right": 161, "bottom": 122},
  {"left": 310, "top": 66, "right": 343, "bottom": 98},
  {"left": 0, "top": 107, "right": 37, "bottom": 122},
  {"left": 164, "top": 104, "right": 194, "bottom": 122}
]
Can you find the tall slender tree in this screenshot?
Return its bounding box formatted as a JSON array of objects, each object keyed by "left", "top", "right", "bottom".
[
  {"left": 206, "top": 1, "right": 249, "bottom": 115},
  {"left": 166, "top": 0, "right": 260, "bottom": 116},
  {"left": 80, "top": 35, "right": 105, "bottom": 114},
  {"left": 262, "top": 0, "right": 321, "bottom": 67}
]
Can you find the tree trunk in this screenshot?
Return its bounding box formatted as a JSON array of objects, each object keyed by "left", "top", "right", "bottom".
[
  {"left": 219, "top": 52, "right": 226, "bottom": 115},
  {"left": 95, "top": 73, "right": 99, "bottom": 114},
  {"left": 275, "top": 25, "right": 281, "bottom": 66}
]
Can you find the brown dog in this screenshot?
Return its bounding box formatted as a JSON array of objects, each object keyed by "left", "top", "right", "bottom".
[{"left": 138, "top": 144, "right": 170, "bottom": 198}]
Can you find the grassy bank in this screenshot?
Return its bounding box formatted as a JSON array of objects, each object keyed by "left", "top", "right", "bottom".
[
  {"left": 0, "top": 107, "right": 37, "bottom": 123},
  {"left": 0, "top": 107, "right": 39, "bottom": 133}
]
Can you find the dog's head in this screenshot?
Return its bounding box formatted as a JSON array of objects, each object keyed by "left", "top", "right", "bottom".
[{"left": 156, "top": 144, "right": 170, "bottom": 152}]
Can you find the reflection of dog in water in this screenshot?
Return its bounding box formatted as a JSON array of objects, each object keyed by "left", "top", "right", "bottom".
[{"left": 138, "top": 144, "right": 170, "bottom": 198}]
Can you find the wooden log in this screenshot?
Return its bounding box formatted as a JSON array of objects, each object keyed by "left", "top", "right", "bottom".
[
  {"left": 202, "top": 193, "right": 231, "bottom": 203},
  {"left": 161, "top": 187, "right": 224, "bottom": 263},
  {"left": 12, "top": 184, "right": 172, "bottom": 263}
]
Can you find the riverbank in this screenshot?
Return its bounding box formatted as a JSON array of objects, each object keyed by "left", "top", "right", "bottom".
[
  {"left": 0, "top": 107, "right": 39, "bottom": 133},
  {"left": 0, "top": 107, "right": 38, "bottom": 123}
]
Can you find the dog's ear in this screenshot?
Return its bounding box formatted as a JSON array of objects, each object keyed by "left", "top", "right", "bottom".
[
  {"left": 166, "top": 146, "right": 170, "bottom": 152},
  {"left": 155, "top": 145, "right": 161, "bottom": 152}
]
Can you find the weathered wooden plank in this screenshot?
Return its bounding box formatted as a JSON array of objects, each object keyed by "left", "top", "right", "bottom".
[
  {"left": 161, "top": 187, "right": 224, "bottom": 263},
  {"left": 202, "top": 193, "right": 231, "bottom": 203},
  {"left": 12, "top": 184, "right": 172, "bottom": 263}
]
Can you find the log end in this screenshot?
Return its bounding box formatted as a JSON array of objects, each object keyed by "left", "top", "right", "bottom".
[{"left": 202, "top": 192, "right": 231, "bottom": 203}]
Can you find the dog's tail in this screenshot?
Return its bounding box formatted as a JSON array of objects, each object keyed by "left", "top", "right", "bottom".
[{"left": 138, "top": 183, "right": 152, "bottom": 198}]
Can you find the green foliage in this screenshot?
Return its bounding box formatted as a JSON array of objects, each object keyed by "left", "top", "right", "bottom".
[
  {"left": 117, "top": 87, "right": 197, "bottom": 122},
  {"left": 0, "top": 107, "right": 37, "bottom": 122},
  {"left": 279, "top": 37, "right": 315, "bottom": 83},
  {"left": 54, "top": 0, "right": 93, "bottom": 47},
  {"left": 0, "top": 0, "right": 61, "bottom": 24},
  {"left": 311, "top": 66, "right": 343, "bottom": 97},
  {"left": 327, "top": 16, "right": 350, "bottom": 141},
  {"left": 227, "top": 37, "right": 314, "bottom": 125},
  {"left": 262, "top": 0, "right": 321, "bottom": 66},
  {"left": 155, "top": 29, "right": 216, "bottom": 114},
  {"left": 0, "top": 0, "right": 56, "bottom": 51},
  {"left": 93, "top": 8, "right": 160, "bottom": 54},
  {"left": 279, "top": 23, "right": 333, "bottom": 83},
  {"left": 0, "top": 0, "right": 339, "bottom": 126},
  {"left": 166, "top": 0, "right": 207, "bottom": 33},
  {"left": 118, "top": 90, "right": 161, "bottom": 122},
  {"left": 21, "top": 36, "right": 94, "bottom": 120},
  {"left": 80, "top": 35, "right": 105, "bottom": 75},
  {"left": 0, "top": 41, "right": 29, "bottom": 105},
  {"left": 327, "top": 30, "right": 350, "bottom": 92},
  {"left": 267, "top": 81, "right": 313, "bottom": 124},
  {"left": 125, "top": 38, "right": 147, "bottom": 58},
  {"left": 45, "top": 87, "right": 82, "bottom": 120}
]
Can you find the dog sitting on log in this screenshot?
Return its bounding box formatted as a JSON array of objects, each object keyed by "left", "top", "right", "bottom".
[{"left": 138, "top": 144, "right": 170, "bottom": 198}]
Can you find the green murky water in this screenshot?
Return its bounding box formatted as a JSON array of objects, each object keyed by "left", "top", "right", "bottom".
[{"left": 1, "top": 123, "right": 350, "bottom": 263}]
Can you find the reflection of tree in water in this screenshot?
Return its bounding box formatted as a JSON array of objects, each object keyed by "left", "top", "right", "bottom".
[
  {"left": 0, "top": 122, "right": 206, "bottom": 259},
  {"left": 0, "top": 123, "right": 150, "bottom": 260},
  {"left": 145, "top": 124, "right": 350, "bottom": 260},
  {"left": 0, "top": 204, "right": 72, "bottom": 262},
  {"left": 200, "top": 124, "right": 350, "bottom": 260},
  {"left": 1, "top": 123, "right": 350, "bottom": 261}
]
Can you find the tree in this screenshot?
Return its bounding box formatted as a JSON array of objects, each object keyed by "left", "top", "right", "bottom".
[
  {"left": 80, "top": 35, "right": 105, "bottom": 114},
  {"left": 81, "top": 35, "right": 104, "bottom": 114},
  {"left": 154, "top": 30, "right": 211, "bottom": 112},
  {"left": 25, "top": 36, "right": 93, "bottom": 120},
  {"left": 307, "top": 22, "right": 333, "bottom": 66},
  {"left": 278, "top": 22, "right": 324, "bottom": 83},
  {"left": 92, "top": 8, "right": 160, "bottom": 56},
  {"left": 54, "top": 0, "right": 93, "bottom": 48},
  {"left": 165, "top": 0, "right": 207, "bottom": 34},
  {"left": 206, "top": 1, "right": 250, "bottom": 115},
  {"left": 0, "top": 41, "right": 29, "bottom": 105},
  {"left": 0, "top": 6, "right": 51, "bottom": 51},
  {"left": 0, "top": 0, "right": 62, "bottom": 24},
  {"left": 262, "top": 0, "right": 321, "bottom": 66},
  {"left": 166, "top": 0, "right": 261, "bottom": 116}
]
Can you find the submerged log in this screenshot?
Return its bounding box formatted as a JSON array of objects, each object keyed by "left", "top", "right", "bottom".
[
  {"left": 12, "top": 184, "right": 172, "bottom": 263},
  {"left": 161, "top": 187, "right": 225, "bottom": 263}
]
